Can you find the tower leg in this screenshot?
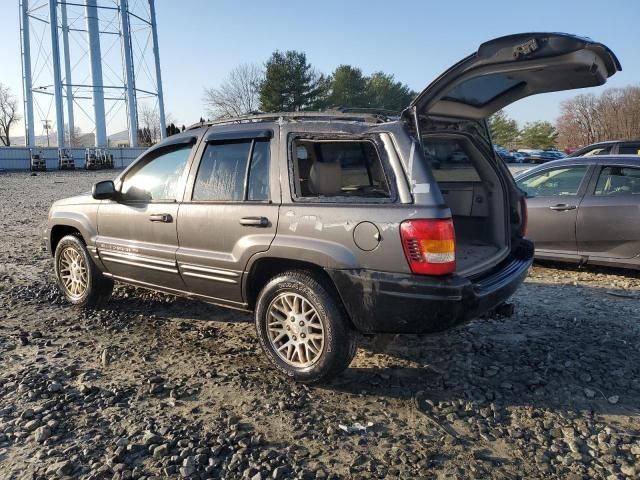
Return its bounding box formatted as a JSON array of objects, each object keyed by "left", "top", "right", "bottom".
[
  {"left": 119, "top": 0, "right": 138, "bottom": 147},
  {"left": 148, "top": 0, "right": 166, "bottom": 139},
  {"left": 85, "top": 0, "right": 107, "bottom": 147},
  {"left": 60, "top": 1, "right": 75, "bottom": 146},
  {"left": 49, "top": 0, "right": 65, "bottom": 147},
  {"left": 20, "top": 0, "right": 35, "bottom": 147}
]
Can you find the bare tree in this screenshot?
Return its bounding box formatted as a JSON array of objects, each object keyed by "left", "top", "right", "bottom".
[
  {"left": 557, "top": 85, "right": 640, "bottom": 150},
  {"left": 203, "top": 63, "right": 263, "bottom": 119},
  {"left": 0, "top": 83, "right": 20, "bottom": 146},
  {"left": 138, "top": 103, "right": 161, "bottom": 145}
]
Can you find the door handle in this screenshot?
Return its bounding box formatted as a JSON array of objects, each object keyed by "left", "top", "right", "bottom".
[
  {"left": 149, "top": 213, "right": 173, "bottom": 223},
  {"left": 239, "top": 216, "right": 269, "bottom": 227},
  {"left": 549, "top": 204, "right": 577, "bottom": 211}
]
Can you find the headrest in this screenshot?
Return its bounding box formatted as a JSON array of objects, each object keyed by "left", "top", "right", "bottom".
[{"left": 309, "top": 162, "right": 342, "bottom": 196}]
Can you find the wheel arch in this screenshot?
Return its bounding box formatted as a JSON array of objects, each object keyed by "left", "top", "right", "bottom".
[{"left": 243, "top": 257, "right": 356, "bottom": 330}]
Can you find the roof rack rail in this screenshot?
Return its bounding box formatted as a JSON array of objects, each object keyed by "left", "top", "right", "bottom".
[{"left": 186, "top": 110, "right": 397, "bottom": 131}]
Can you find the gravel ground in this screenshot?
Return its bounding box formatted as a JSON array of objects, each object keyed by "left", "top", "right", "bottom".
[{"left": 1, "top": 170, "right": 639, "bottom": 480}]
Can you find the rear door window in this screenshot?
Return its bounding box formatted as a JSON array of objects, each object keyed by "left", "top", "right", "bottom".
[
  {"left": 290, "top": 138, "right": 391, "bottom": 200},
  {"left": 595, "top": 166, "right": 640, "bottom": 196},
  {"left": 517, "top": 166, "right": 588, "bottom": 197},
  {"left": 193, "top": 139, "right": 270, "bottom": 201},
  {"left": 617, "top": 144, "right": 640, "bottom": 155}
]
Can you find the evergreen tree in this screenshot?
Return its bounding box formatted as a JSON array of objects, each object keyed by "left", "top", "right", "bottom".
[
  {"left": 325, "top": 65, "right": 368, "bottom": 108},
  {"left": 259, "top": 50, "right": 324, "bottom": 112},
  {"left": 364, "top": 72, "right": 416, "bottom": 111},
  {"left": 520, "top": 121, "right": 558, "bottom": 149},
  {"left": 488, "top": 110, "right": 520, "bottom": 148}
]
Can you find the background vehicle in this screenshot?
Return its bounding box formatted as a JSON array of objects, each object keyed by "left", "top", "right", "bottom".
[
  {"left": 58, "top": 149, "right": 75, "bottom": 170},
  {"left": 495, "top": 146, "right": 516, "bottom": 162},
  {"left": 516, "top": 156, "right": 640, "bottom": 269},
  {"left": 30, "top": 149, "right": 46, "bottom": 171},
  {"left": 47, "top": 32, "right": 619, "bottom": 383},
  {"left": 518, "top": 149, "right": 543, "bottom": 163},
  {"left": 511, "top": 151, "right": 529, "bottom": 163},
  {"left": 567, "top": 140, "right": 640, "bottom": 157},
  {"left": 539, "top": 150, "right": 566, "bottom": 162}
]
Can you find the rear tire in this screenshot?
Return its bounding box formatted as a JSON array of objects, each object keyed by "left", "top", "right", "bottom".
[
  {"left": 255, "top": 270, "right": 357, "bottom": 384},
  {"left": 54, "top": 235, "right": 113, "bottom": 307}
]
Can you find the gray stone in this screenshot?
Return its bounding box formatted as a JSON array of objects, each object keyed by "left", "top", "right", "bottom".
[
  {"left": 142, "top": 430, "right": 162, "bottom": 446},
  {"left": 34, "top": 426, "right": 51, "bottom": 442},
  {"left": 154, "top": 443, "right": 169, "bottom": 459}
]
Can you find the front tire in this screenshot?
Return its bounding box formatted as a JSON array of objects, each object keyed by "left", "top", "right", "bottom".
[
  {"left": 255, "top": 270, "right": 357, "bottom": 384},
  {"left": 54, "top": 235, "right": 113, "bottom": 307}
]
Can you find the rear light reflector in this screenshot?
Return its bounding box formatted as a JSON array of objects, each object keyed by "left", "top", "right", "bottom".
[{"left": 400, "top": 219, "right": 456, "bottom": 275}]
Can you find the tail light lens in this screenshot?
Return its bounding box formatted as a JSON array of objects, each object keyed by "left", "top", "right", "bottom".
[
  {"left": 400, "top": 219, "right": 456, "bottom": 275},
  {"left": 520, "top": 197, "right": 528, "bottom": 237}
]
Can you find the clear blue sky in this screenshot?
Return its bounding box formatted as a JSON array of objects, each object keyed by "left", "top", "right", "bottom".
[{"left": 1, "top": 0, "right": 639, "bottom": 135}]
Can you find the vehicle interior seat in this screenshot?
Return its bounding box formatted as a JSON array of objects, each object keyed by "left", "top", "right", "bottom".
[
  {"left": 309, "top": 162, "right": 342, "bottom": 196},
  {"left": 607, "top": 174, "right": 633, "bottom": 195}
]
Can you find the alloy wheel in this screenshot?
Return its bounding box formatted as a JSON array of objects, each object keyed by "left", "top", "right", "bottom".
[
  {"left": 266, "top": 292, "right": 325, "bottom": 368},
  {"left": 58, "top": 246, "right": 88, "bottom": 299}
]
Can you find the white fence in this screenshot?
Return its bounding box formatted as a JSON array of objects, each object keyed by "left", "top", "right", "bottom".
[{"left": 0, "top": 147, "right": 147, "bottom": 170}]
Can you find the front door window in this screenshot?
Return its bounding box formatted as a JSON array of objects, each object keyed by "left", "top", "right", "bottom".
[
  {"left": 518, "top": 166, "right": 588, "bottom": 198},
  {"left": 121, "top": 145, "right": 192, "bottom": 201}
]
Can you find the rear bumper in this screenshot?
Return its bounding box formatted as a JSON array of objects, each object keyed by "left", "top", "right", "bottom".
[{"left": 327, "top": 239, "right": 534, "bottom": 334}]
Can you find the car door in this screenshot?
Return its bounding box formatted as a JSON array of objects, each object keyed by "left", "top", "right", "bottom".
[
  {"left": 96, "top": 136, "right": 198, "bottom": 291},
  {"left": 516, "top": 164, "right": 592, "bottom": 258},
  {"left": 577, "top": 162, "right": 640, "bottom": 259},
  {"left": 176, "top": 127, "right": 279, "bottom": 306}
]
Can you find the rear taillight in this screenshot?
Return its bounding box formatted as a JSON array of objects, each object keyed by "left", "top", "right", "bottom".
[
  {"left": 400, "top": 219, "right": 456, "bottom": 275},
  {"left": 520, "top": 197, "right": 528, "bottom": 237}
]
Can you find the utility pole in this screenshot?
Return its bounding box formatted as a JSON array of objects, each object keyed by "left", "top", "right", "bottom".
[{"left": 43, "top": 120, "right": 51, "bottom": 147}]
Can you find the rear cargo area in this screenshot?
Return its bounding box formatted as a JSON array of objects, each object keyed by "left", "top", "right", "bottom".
[{"left": 422, "top": 132, "right": 509, "bottom": 276}]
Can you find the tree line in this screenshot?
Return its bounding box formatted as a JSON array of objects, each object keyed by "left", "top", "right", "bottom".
[
  {"left": 488, "top": 110, "right": 558, "bottom": 150},
  {"left": 556, "top": 85, "right": 640, "bottom": 149},
  {"left": 203, "top": 51, "right": 417, "bottom": 118}
]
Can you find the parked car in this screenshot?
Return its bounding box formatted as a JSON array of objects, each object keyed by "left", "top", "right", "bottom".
[
  {"left": 30, "top": 149, "right": 46, "bottom": 171},
  {"left": 539, "top": 150, "right": 566, "bottom": 162},
  {"left": 515, "top": 156, "right": 640, "bottom": 270},
  {"left": 518, "top": 149, "right": 543, "bottom": 163},
  {"left": 495, "top": 146, "right": 516, "bottom": 162},
  {"left": 567, "top": 140, "right": 640, "bottom": 158},
  {"left": 58, "top": 149, "right": 75, "bottom": 170},
  {"left": 47, "top": 32, "right": 620, "bottom": 383},
  {"left": 511, "top": 151, "right": 529, "bottom": 163}
]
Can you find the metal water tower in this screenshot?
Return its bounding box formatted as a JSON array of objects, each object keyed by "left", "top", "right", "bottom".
[{"left": 19, "top": 0, "right": 166, "bottom": 148}]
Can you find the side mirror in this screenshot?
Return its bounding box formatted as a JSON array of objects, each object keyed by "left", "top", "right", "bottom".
[{"left": 92, "top": 180, "right": 116, "bottom": 200}]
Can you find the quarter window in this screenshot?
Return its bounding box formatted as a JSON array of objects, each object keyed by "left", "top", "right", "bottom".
[
  {"left": 121, "top": 144, "right": 192, "bottom": 201},
  {"left": 291, "top": 138, "right": 390, "bottom": 199},
  {"left": 517, "top": 166, "right": 588, "bottom": 198},
  {"left": 193, "top": 140, "right": 270, "bottom": 201},
  {"left": 595, "top": 166, "right": 640, "bottom": 196}
]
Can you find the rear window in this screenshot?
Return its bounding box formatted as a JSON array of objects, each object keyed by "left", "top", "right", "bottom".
[
  {"left": 422, "top": 139, "right": 481, "bottom": 182},
  {"left": 290, "top": 138, "right": 391, "bottom": 200},
  {"left": 443, "top": 74, "right": 523, "bottom": 107}
]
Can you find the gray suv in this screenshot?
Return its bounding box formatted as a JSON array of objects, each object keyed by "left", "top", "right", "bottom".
[{"left": 47, "top": 33, "right": 620, "bottom": 383}]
